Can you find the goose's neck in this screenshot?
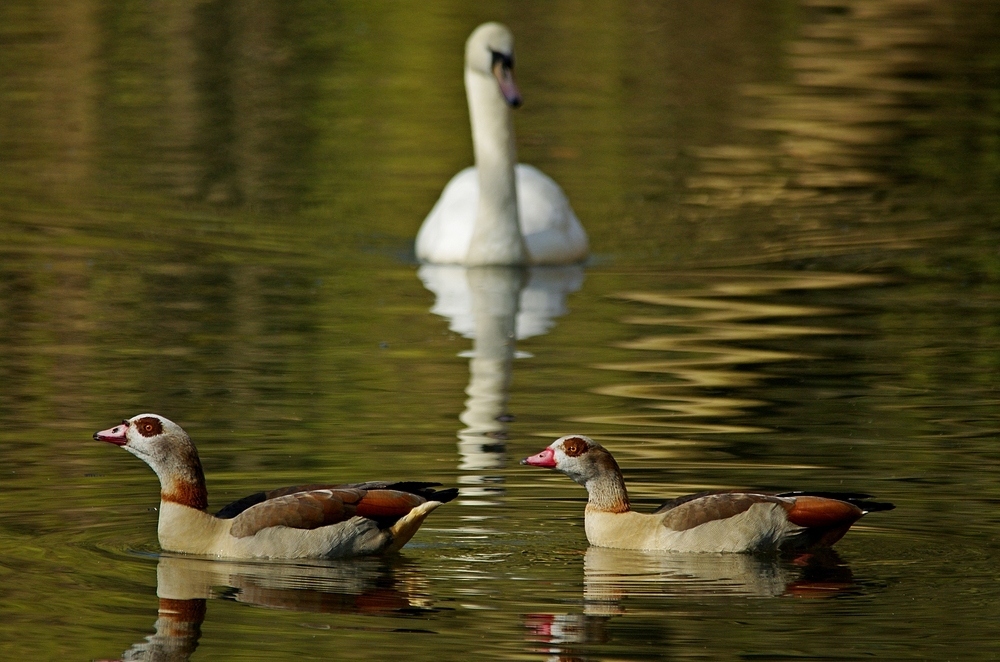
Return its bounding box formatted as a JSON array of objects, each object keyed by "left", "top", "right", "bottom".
[
  {"left": 150, "top": 453, "right": 209, "bottom": 512},
  {"left": 465, "top": 69, "right": 527, "bottom": 265},
  {"left": 584, "top": 471, "right": 631, "bottom": 514}
]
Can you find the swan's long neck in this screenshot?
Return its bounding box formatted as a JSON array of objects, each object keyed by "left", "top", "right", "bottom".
[{"left": 465, "top": 69, "right": 527, "bottom": 266}]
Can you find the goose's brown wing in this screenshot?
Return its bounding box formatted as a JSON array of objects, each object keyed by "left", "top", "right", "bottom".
[
  {"left": 228, "top": 488, "right": 429, "bottom": 538},
  {"left": 656, "top": 492, "right": 867, "bottom": 533},
  {"left": 216, "top": 481, "right": 453, "bottom": 519},
  {"left": 657, "top": 492, "right": 787, "bottom": 531}
]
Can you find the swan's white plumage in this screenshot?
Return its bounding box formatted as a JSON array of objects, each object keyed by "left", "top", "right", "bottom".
[
  {"left": 417, "top": 165, "right": 587, "bottom": 265},
  {"left": 416, "top": 23, "right": 588, "bottom": 266}
]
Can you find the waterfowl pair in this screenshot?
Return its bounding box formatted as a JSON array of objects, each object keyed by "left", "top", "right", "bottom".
[
  {"left": 96, "top": 417, "right": 890, "bottom": 557},
  {"left": 416, "top": 22, "right": 588, "bottom": 266},
  {"left": 95, "top": 414, "right": 456, "bottom": 559},
  {"left": 523, "top": 435, "right": 893, "bottom": 554}
]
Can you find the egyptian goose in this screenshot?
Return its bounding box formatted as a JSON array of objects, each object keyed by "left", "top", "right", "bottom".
[
  {"left": 94, "top": 414, "right": 457, "bottom": 559},
  {"left": 522, "top": 435, "right": 893, "bottom": 554},
  {"left": 415, "top": 22, "right": 588, "bottom": 266}
]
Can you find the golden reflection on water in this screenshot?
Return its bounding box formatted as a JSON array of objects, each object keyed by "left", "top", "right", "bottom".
[
  {"left": 581, "top": 271, "right": 887, "bottom": 449},
  {"left": 682, "top": 5, "right": 984, "bottom": 277},
  {"left": 682, "top": 0, "right": 954, "bottom": 265}
]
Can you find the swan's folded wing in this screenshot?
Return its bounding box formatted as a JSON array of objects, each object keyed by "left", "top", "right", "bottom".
[
  {"left": 658, "top": 493, "right": 785, "bottom": 531},
  {"left": 229, "top": 488, "right": 365, "bottom": 537}
]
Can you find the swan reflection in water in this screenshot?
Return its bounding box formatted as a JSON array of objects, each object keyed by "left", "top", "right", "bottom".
[
  {"left": 526, "top": 546, "right": 859, "bottom": 655},
  {"left": 418, "top": 264, "right": 584, "bottom": 500},
  {"left": 112, "top": 554, "right": 434, "bottom": 661}
]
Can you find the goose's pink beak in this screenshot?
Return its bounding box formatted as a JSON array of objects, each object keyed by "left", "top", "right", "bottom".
[
  {"left": 94, "top": 422, "right": 128, "bottom": 446},
  {"left": 521, "top": 447, "right": 556, "bottom": 468}
]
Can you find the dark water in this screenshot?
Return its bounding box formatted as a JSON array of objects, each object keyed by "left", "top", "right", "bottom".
[{"left": 3, "top": 1, "right": 1000, "bottom": 660}]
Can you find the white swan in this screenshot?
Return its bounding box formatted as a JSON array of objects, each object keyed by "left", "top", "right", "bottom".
[{"left": 416, "top": 22, "right": 588, "bottom": 266}]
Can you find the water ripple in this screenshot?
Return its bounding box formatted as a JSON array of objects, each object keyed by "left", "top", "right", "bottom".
[{"left": 589, "top": 271, "right": 887, "bottom": 445}]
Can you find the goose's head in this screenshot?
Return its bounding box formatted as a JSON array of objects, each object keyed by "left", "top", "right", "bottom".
[
  {"left": 465, "top": 22, "right": 521, "bottom": 107},
  {"left": 521, "top": 435, "right": 623, "bottom": 487},
  {"left": 94, "top": 414, "right": 207, "bottom": 507}
]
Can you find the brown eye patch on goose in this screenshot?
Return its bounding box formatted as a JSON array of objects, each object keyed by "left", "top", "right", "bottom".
[
  {"left": 562, "top": 437, "right": 589, "bottom": 457},
  {"left": 133, "top": 417, "right": 163, "bottom": 438}
]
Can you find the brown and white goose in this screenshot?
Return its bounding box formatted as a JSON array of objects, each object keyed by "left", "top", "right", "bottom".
[
  {"left": 94, "top": 414, "right": 457, "bottom": 559},
  {"left": 522, "top": 435, "right": 893, "bottom": 554}
]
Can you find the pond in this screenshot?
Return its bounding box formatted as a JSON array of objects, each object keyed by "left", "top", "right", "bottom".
[{"left": 3, "top": 1, "right": 1000, "bottom": 660}]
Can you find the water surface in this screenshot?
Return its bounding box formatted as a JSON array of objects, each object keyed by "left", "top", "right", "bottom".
[{"left": 3, "top": 1, "right": 1000, "bottom": 660}]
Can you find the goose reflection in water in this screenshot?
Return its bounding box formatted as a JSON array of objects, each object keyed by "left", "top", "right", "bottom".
[
  {"left": 418, "top": 264, "right": 584, "bottom": 501},
  {"left": 525, "top": 546, "right": 858, "bottom": 656},
  {"left": 111, "top": 554, "right": 433, "bottom": 662}
]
